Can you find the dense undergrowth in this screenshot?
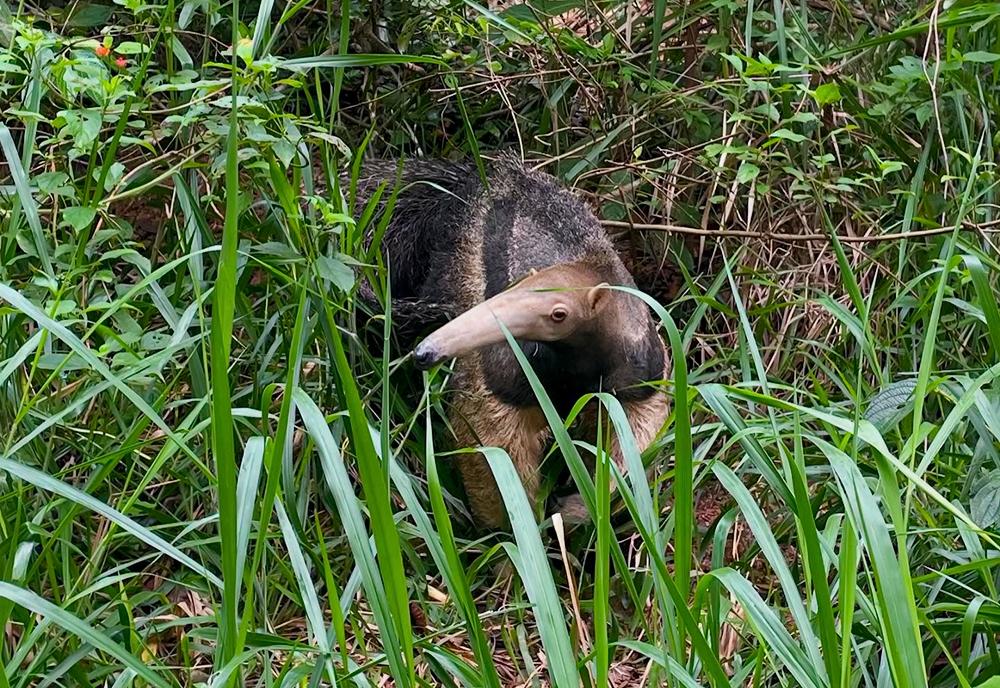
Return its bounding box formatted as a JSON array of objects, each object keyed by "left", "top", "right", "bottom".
[{"left": 1, "top": 0, "right": 999, "bottom": 686}]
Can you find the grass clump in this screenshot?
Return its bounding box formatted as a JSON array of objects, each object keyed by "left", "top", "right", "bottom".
[{"left": 1, "top": 0, "right": 999, "bottom": 686}]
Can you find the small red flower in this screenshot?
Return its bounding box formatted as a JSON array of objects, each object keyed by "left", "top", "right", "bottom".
[
  {"left": 95, "top": 45, "right": 110, "bottom": 57},
  {"left": 115, "top": 56, "right": 127, "bottom": 68}
]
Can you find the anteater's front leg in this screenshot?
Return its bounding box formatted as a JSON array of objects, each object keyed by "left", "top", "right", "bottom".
[
  {"left": 450, "top": 363, "right": 550, "bottom": 529},
  {"left": 558, "top": 387, "right": 670, "bottom": 524},
  {"left": 612, "top": 389, "right": 671, "bottom": 470}
]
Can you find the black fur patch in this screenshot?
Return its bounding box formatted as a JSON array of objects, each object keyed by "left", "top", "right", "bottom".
[
  {"left": 604, "top": 321, "right": 666, "bottom": 402},
  {"left": 480, "top": 304, "right": 666, "bottom": 410},
  {"left": 480, "top": 339, "right": 604, "bottom": 412},
  {"left": 479, "top": 332, "right": 659, "bottom": 413},
  {"left": 355, "top": 159, "right": 479, "bottom": 302}
]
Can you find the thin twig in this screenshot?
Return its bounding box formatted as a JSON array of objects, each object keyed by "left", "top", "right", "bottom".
[{"left": 601, "top": 219, "right": 1000, "bottom": 243}]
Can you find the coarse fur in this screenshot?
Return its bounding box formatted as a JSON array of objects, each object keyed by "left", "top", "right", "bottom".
[{"left": 357, "top": 155, "right": 670, "bottom": 528}]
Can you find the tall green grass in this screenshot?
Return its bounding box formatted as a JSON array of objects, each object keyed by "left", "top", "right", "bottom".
[{"left": 0, "top": 0, "right": 998, "bottom": 686}]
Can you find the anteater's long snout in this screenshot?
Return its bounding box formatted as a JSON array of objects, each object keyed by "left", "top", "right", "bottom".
[
  {"left": 411, "top": 290, "right": 533, "bottom": 370},
  {"left": 412, "top": 340, "right": 444, "bottom": 370},
  {"left": 411, "top": 284, "right": 588, "bottom": 370}
]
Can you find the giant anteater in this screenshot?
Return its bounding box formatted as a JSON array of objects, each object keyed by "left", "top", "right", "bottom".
[{"left": 356, "top": 156, "right": 669, "bottom": 529}]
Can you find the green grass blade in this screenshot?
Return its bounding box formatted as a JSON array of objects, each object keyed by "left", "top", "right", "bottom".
[
  {"left": 0, "top": 582, "right": 174, "bottom": 688},
  {"left": 790, "top": 417, "right": 841, "bottom": 687},
  {"left": 617, "top": 640, "right": 704, "bottom": 686},
  {"left": 0, "top": 284, "right": 199, "bottom": 462},
  {"left": 394, "top": 407, "right": 501, "bottom": 686},
  {"left": 819, "top": 439, "right": 927, "bottom": 688},
  {"left": 612, "top": 286, "right": 695, "bottom": 628},
  {"left": 278, "top": 54, "right": 445, "bottom": 71},
  {"left": 650, "top": 0, "right": 667, "bottom": 73},
  {"left": 963, "top": 253, "right": 1000, "bottom": 358},
  {"left": 0, "top": 124, "right": 52, "bottom": 277},
  {"left": 721, "top": 385, "right": 996, "bottom": 542},
  {"left": 244, "top": 287, "right": 309, "bottom": 635},
  {"left": 294, "top": 388, "right": 408, "bottom": 683},
  {"left": 0, "top": 457, "right": 221, "bottom": 587},
  {"left": 0, "top": 331, "right": 43, "bottom": 387},
  {"left": 917, "top": 362, "right": 1000, "bottom": 477},
  {"left": 699, "top": 384, "right": 795, "bottom": 504},
  {"left": 827, "top": 4, "right": 999, "bottom": 55},
  {"left": 607, "top": 459, "right": 731, "bottom": 686},
  {"left": 460, "top": 0, "right": 533, "bottom": 40},
  {"left": 482, "top": 447, "right": 578, "bottom": 687},
  {"left": 837, "top": 519, "right": 858, "bottom": 688},
  {"left": 713, "top": 463, "right": 827, "bottom": 682},
  {"left": 249, "top": 0, "right": 277, "bottom": 58},
  {"left": 707, "top": 569, "right": 825, "bottom": 688},
  {"left": 274, "top": 498, "right": 337, "bottom": 683},
  {"left": 209, "top": 8, "right": 244, "bottom": 673},
  {"left": 593, "top": 406, "right": 610, "bottom": 688},
  {"left": 815, "top": 294, "right": 880, "bottom": 377},
  {"left": 496, "top": 320, "right": 720, "bottom": 681},
  {"left": 316, "top": 308, "right": 414, "bottom": 685},
  {"left": 491, "top": 323, "right": 644, "bottom": 615},
  {"left": 906, "top": 142, "right": 981, "bottom": 485},
  {"left": 819, "top": 211, "right": 865, "bottom": 320},
  {"left": 235, "top": 437, "right": 265, "bottom": 582}
]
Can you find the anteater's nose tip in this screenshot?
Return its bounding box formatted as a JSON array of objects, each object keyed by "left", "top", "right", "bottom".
[{"left": 412, "top": 343, "right": 439, "bottom": 370}]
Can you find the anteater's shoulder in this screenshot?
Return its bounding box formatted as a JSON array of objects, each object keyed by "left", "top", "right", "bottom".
[{"left": 354, "top": 158, "right": 480, "bottom": 204}]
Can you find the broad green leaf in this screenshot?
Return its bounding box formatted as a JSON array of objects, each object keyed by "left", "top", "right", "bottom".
[
  {"left": 316, "top": 254, "right": 355, "bottom": 291},
  {"left": 813, "top": 82, "right": 841, "bottom": 106},
  {"left": 971, "top": 471, "right": 1000, "bottom": 528},
  {"left": 62, "top": 205, "right": 97, "bottom": 232},
  {"left": 769, "top": 128, "right": 807, "bottom": 142},
  {"left": 864, "top": 379, "right": 918, "bottom": 431},
  {"left": 736, "top": 161, "right": 761, "bottom": 184},
  {"left": 963, "top": 51, "right": 1000, "bottom": 62}
]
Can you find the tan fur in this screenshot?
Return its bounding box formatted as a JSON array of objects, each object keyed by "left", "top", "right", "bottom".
[
  {"left": 558, "top": 342, "right": 672, "bottom": 524},
  {"left": 449, "top": 357, "right": 551, "bottom": 527},
  {"left": 446, "top": 340, "right": 672, "bottom": 528}
]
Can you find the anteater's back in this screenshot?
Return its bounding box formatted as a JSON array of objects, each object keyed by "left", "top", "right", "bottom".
[
  {"left": 470, "top": 159, "right": 632, "bottom": 302},
  {"left": 357, "top": 157, "right": 633, "bottom": 312},
  {"left": 355, "top": 159, "right": 480, "bottom": 305}
]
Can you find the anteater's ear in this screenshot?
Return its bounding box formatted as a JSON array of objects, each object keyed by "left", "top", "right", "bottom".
[{"left": 586, "top": 282, "right": 610, "bottom": 312}]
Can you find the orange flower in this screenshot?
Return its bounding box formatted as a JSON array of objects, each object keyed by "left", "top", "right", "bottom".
[
  {"left": 95, "top": 45, "right": 110, "bottom": 57},
  {"left": 115, "top": 56, "right": 127, "bottom": 68}
]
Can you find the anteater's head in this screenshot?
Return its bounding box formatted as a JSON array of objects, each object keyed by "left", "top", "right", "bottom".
[{"left": 412, "top": 261, "right": 664, "bottom": 386}]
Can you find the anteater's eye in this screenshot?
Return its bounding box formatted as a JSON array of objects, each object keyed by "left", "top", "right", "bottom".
[{"left": 550, "top": 306, "right": 568, "bottom": 323}]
